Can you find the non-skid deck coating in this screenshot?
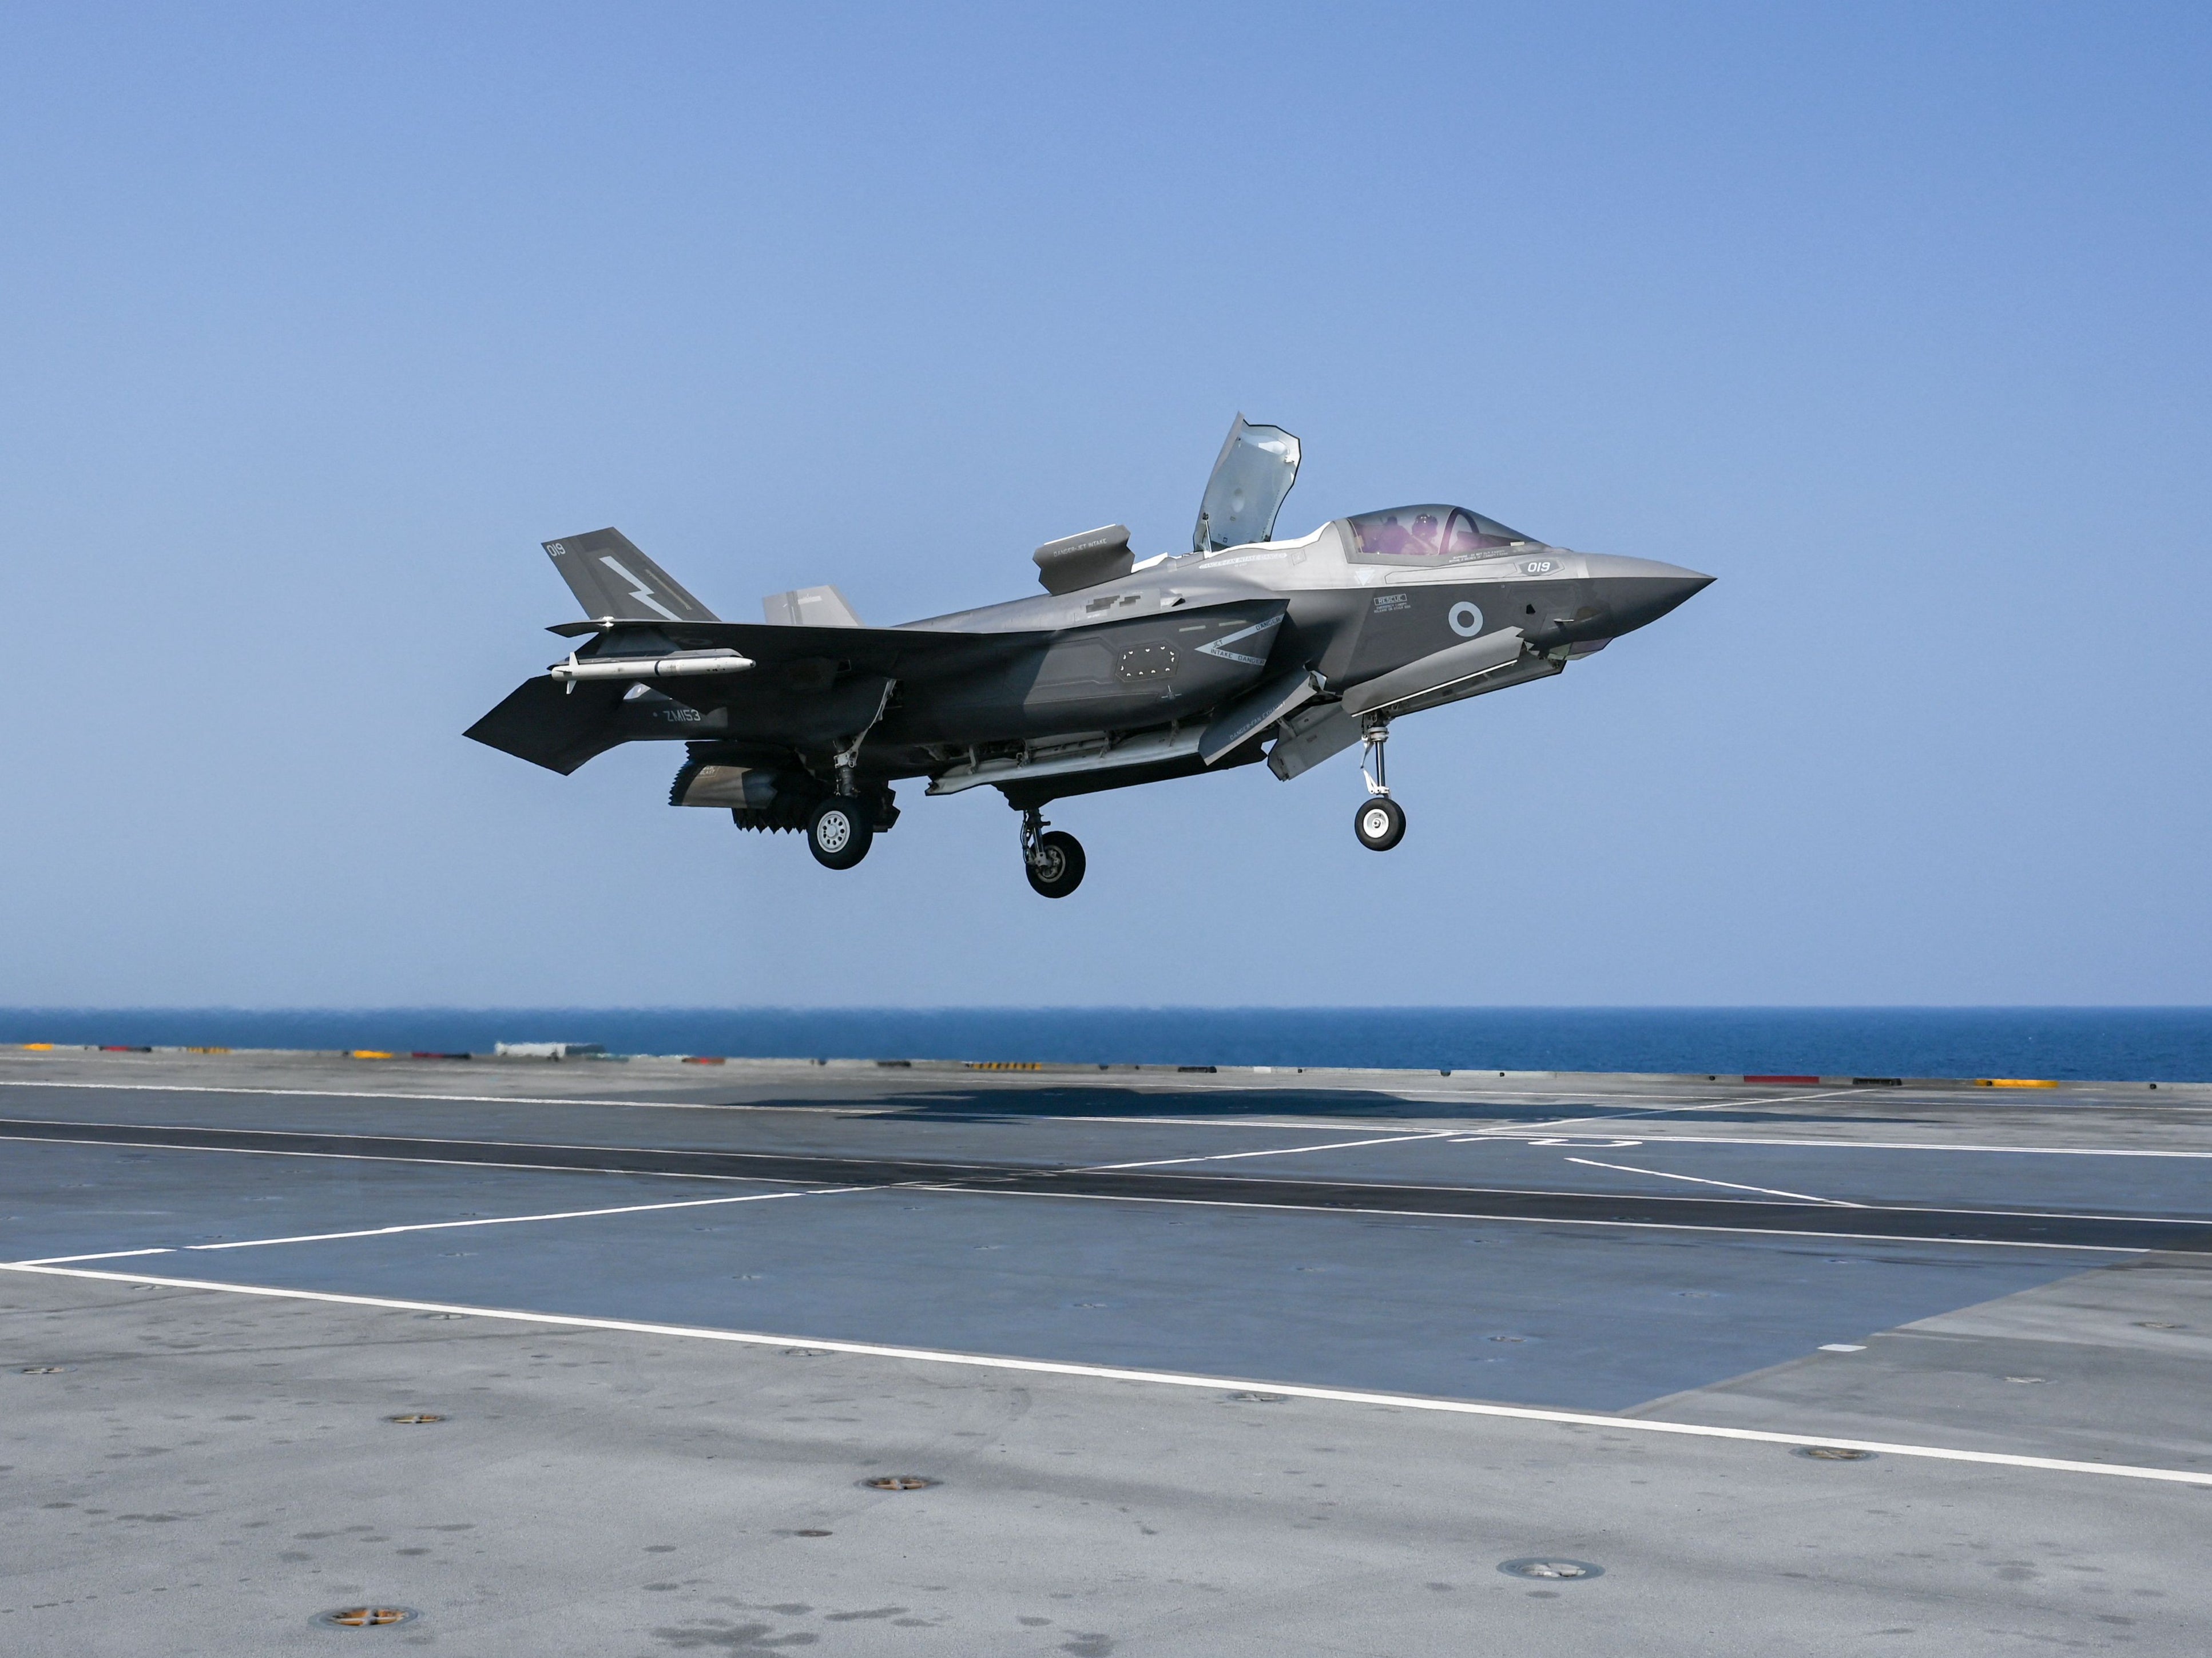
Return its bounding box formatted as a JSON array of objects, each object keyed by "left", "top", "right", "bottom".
[{"left": 3, "top": 1049, "right": 2210, "bottom": 1655}]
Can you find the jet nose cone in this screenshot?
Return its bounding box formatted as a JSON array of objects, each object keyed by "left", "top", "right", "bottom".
[
  {"left": 1651, "top": 564, "right": 1715, "bottom": 612},
  {"left": 1579, "top": 555, "right": 1713, "bottom": 636}
]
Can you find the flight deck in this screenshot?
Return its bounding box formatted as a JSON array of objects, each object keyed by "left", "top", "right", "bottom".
[{"left": 3, "top": 1048, "right": 2207, "bottom": 1654}]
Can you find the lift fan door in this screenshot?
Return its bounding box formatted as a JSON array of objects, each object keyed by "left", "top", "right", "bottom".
[{"left": 1192, "top": 415, "right": 1301, "bottom": 552}]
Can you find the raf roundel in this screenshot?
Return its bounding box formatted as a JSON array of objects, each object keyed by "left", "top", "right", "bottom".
[{"left": 1448, "top": 601, "right": 1484, "bottom": 637}]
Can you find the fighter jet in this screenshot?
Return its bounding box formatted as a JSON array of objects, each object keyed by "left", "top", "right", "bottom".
[{"left": 467, "top": 418, "right": 1711, "bottom": 896}]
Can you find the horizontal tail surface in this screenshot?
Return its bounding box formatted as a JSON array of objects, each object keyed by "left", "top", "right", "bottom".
[{"left": 463, "top": 677, "right": 634, "bottom": 774}]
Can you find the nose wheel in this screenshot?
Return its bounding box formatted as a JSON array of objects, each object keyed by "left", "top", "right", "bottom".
[
  {"left": 1355, "top": 796, "right": 1406, "bottom": 851},
  {"left": 1020, "top": 807, "right": 1086, "bottom": 898},
  {"left": 1353, "top": 720, "right": 1406, "bottom": 851}
]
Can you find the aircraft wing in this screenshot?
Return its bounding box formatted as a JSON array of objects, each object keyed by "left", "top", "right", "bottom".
[{"left": 545, "top": 618, "right": 1043, "bottom": 680}]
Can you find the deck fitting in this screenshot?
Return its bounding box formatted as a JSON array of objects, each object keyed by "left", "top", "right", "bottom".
[
  {"left": 314, "top": 1606, "right": 418, "bottom": 1628},
  {"left": 1499, "top": 1558, "right": 1603, "bottom": 1580}
]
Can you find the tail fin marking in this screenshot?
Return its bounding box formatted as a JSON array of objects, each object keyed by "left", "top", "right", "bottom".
[{"left": 543, "top": 529, "right": 720, "bottom": 622}]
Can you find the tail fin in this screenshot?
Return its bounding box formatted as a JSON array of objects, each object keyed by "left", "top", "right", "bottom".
[
  {"left": 761, "top": 584, "right": 863, "bottom": 626},
  {"left": 543, "top": 528, "right": 720, "bottom": 622}
]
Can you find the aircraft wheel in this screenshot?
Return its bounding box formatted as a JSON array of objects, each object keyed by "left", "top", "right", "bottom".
[
  {"left": 807, "top": 797, "right": 873, "bottom": 870},
  {"left": 1354, "top": 796, "right": 1406, "bottom": 852},
  {"left": 1025, "top": 830, "right": 1086, "bottom": 898}
]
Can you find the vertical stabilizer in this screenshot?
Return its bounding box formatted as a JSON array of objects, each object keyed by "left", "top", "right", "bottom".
[
  {"left": 543, "top": 529, "right": 720, "bottom": 622},
  {"left": 761, "top": 585, "right": 864, "bottom": 626}
]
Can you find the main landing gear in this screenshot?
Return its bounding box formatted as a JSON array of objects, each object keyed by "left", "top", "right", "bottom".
[
  {"left": 1353, "top": 719, "right": 1407, "bottom": 851},
  {"left": 807, "top": 796, "right": 873, "bottom": 870},
  {"left": 1020, "top": 807, "right": 1086, "bottom": 899},
  {"left": 808, "top": 688, "right": 896, "bottom": 871}
]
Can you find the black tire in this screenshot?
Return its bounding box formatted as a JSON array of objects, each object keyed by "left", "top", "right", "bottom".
[
  {"left": 1353, "top": 796, "right": 1406, "bottom": 852},
  {"left": 1024, "top": 830, "right": 1086, "bottom": 898},
  {"left": 808, "top": 797, "right": 873, "bottom": 870}
]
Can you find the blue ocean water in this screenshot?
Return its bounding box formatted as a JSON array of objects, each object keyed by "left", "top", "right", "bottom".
[{"left": 3, "top": 1008, "right": 2209, "bottom": 1082}]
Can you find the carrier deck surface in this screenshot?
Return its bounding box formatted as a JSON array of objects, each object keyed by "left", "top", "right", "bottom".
[{"left": 3, "top": 1048, "right": 2207, "bottom": 1654}]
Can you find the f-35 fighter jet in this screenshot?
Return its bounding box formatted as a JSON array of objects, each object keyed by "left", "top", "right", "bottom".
[{"left": 467, "top": 418, "right": 1711, "bottom": 897}]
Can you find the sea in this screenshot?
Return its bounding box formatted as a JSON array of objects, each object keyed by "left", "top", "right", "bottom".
[{"left": 3, "top": 1008, "right": 2210, "bottom": 1083}]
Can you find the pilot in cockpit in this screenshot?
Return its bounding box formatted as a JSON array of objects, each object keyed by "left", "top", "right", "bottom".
[{"left": 1369, "top": 514, "right": 1412, "bottom": 557}]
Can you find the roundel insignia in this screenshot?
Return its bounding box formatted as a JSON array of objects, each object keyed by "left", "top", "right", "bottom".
[{"left": 1448, "top": 601, "right": 1483, "bottom": 637}]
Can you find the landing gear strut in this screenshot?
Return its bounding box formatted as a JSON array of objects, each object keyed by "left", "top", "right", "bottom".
[
  {"left": 1020, "top": 807, "right": 1086, "bottom": 898},
  {"left": 1353, "top": 719, "right": 1406, "bottom": 851},
  {"left": 808, "top": 682, "right": 897, "bottom": 871}
]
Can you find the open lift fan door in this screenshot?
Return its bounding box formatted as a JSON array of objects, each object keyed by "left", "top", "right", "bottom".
[{"left": 1192, "top": 415, "right": 1301, "bottom": 552}]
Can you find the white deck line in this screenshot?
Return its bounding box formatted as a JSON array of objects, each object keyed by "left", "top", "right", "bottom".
[
  {"left": 1562, "top": 1156, "right": 1862, "bottom": 1207},
  {"left": 0, "top": 1127, "right": 2190, "bottom": 1241},
  {"left": 900, "top": 1182, "right": 2150, "bottom": 1251},
  {"left": 3, "top": 1260, "right": 2203, "bottom": 1488},
  {"left": 1522, "top": 1132, "right": 2212, "bottom": 1159},
  {"left": 9, "top": 1080, "right": 2210, "bottom": 1159},
  {"left": 1454, "top": 1089, "right": 1866, "bottom": 1135},
  {"left": 1070, "top": 1118, "right": 2212, "bottom": 1158},
  {"left": 0, "top": 1078, "right": 791, "bottom": 1110},
  {"left": 14, "top": 1185, "right": 875, "bottom": 1265},
  {"left": 1086, "top": 1131, "right": 1459, "bottom": 1171},
  {"left": 0, "top": 1131, "right": 792, "bottom": 1182}
]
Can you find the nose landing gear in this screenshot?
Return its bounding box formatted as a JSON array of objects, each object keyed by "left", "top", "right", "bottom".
[
  {"left": 1353, "top": 719, "right": 1406, "bottom": 851},
  {"left": 1020, "top": 807, "right": 1086, "bottom": 898}
]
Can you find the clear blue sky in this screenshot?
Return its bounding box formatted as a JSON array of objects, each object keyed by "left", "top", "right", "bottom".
[{"left": 2, "top": 3, "right": 2206, "bottom": 1008}]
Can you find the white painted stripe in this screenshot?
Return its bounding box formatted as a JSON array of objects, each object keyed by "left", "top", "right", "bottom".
[
  {"left": 1, "top": 1260, "right": 2202, "bottom": 1488},
  {"left": 0, "top": 1130, "right": 789, "bottom": 1183},
  {"left": 1526, "top": 1132, "right": 2212, "bottom": 1160},
  {"left": 902, "top": 1182, "right": 2147, "bottom": 1252},
  {"left": 11, "top": 1078, "right": 2204, "bottom": 1159},
  {"left": 1070, "top": 1117, "right": 2212, "bottom": 1161},
  {"left": 11, "top": 1185, "right": 876, "bottom": 1266},
  {"left": 182, "top": 1186, "right": 871, "bottom": 1250},
  {"left": 1087, "top": 1131, "right": 1458, "bottom": 1171},
  {"left": 1563, "top": 1157, "right": 1862, "bottom": 1207},
  {"left": 1, "top": 1126, "right": 2185, "bottom": 1242},
  {"left": 0, "top": 1077, "right": 729, "bottom": 1109},
  {"left": 0, "top": 1116, "right": 994, "bottom": 1176},
  {"left": 1460, "top": 1089, "right": 1867, "bottom": 1136}
]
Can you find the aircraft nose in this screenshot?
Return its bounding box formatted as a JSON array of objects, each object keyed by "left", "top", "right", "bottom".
[{"left": 1579, "top": 554, "right": 1714, "bottom": 636}]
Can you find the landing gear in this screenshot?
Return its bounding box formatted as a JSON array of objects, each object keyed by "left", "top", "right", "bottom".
[
  {"left": 807, "top": 796, "right": 873, "bottom": 870},
  {"left": 806, "top": 683, "right": 895, "bottom": 871},
  {"left": 1020, "top": 808, "right": 1086, "bottom": 898},
  {"left": 1354, "top": 719, "right": 1406, "bottom": 851},
  {"left": 1355, "top": 796, "right": 1406, "bottom": 851}
]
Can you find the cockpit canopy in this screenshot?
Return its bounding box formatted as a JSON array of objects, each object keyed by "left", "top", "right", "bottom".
[{"left": 1343, "top": 504, "right": 1533, "bottom": 565}]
